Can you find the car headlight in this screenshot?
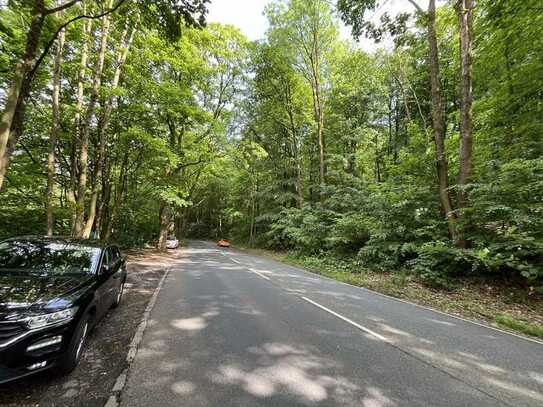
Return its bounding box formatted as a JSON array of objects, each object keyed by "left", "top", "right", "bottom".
[{"left": 23, "top": 307, "right": 79, "bottom": 330}]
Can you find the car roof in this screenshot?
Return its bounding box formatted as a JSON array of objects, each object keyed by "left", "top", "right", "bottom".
[{"left": 1, "top": 236, "right": 111, "bottom": 249}]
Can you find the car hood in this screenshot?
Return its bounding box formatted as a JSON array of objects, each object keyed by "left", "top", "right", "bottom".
[{"left": 0, "top": 274, "right": 91, "bottom": 311}]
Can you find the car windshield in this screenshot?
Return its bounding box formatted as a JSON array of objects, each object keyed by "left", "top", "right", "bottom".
[{"left": 0, "top": 240, "right": 100, "bottom": 276}]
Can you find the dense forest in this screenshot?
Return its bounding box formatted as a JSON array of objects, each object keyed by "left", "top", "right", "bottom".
[{"left": 0, "top": 0, "right": 541, "bottom": 289}]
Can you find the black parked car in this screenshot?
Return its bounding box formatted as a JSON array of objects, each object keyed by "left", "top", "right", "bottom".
[{"left": 0, "top": 237, "right": 127, "bottom": 384}]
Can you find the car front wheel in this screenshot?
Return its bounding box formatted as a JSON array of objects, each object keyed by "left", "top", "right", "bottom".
[{"left": 57, "top": 314, "right": 90, "bottom": 375}]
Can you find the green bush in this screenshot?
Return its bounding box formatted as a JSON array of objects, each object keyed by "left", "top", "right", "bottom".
[
  {"left": 358, "top": 241, "right": 418, "bottom": 272},
  {"left": 268, "top": 207, "right": 332, "bottom": 252},
  {"left": 326, "top": 213, "right": 372, "bottom": 253},
  {"left": 409, "top": 242, "right": 483, "bottom": 288}
]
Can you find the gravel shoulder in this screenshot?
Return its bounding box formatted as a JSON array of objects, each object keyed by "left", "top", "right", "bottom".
[{"left": 0, "top": 249, "right": 175, "bottom": 407}]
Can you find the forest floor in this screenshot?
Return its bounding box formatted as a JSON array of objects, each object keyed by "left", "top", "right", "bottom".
[
  {"left": 237, "top": 246, "right": 543, "bottom": 341},
  {"left": 0, "top": 249, "right": 173, "bottom": 407}
]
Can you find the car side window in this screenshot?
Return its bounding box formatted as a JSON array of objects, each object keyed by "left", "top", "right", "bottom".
[
  {"left": 109, "top": 247, "right": 122, "bottom": 267},
  {"left": 100, "top": 249, "right": 110, "bottom": 271}
]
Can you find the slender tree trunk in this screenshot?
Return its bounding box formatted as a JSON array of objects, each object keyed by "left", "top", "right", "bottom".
[
  {"left": 347, "top": 138, "right": 357, "bottom": 174},
  {"left": 308, "top": 72, "right": 325, "bottom": 192},
  {"left": 73, "top": 0, "right": 112, "bottom": 237},
  {"left": 315, "top": 87, "right": 325, "bottom": 189},
  {"left": 388, "top": 91, "right": 394, "bottom": 157},
  {"left": 307, "top": 5, "right": 326, "bottom": 193},
  {"left": 312, "top": 10, "right": 326, "bottom": 191},
  {"left": 457, "top": 0, "right": 474, "bottom": 248},
  {"left": 69, "top": 7, "right": 92, "bottom": 230},
  {"left": 104, "top": 149, "right": 128, "bottom": 241},
  {"left": 46, "top": 21, "right": 66, "bottom": 236},
  {"left": 296, "top": 151, "right": 304, "bottom": 207},
  {"left": 502, "top": 41, "right": 515, "bottom": 149},
  {"left": 249, "top": 176, "right": 257, "bottom": 246},
  {"left": 96, "top": 151, "right": 113, "bottom": 239},
  {"left": 308, "top": 144, "right": 317, "bottom": 204},
  {"left": 0, "top": 0, "right": 46, "bottom": 191},
  {"left": 427, "top": 0, "right": 457, "bottom": 240},
  {"left": 286, "top": 98, "right": 303, "bottom": 208},
  {"left": 395, "top": 68, "right": 412, "bottom": 123},
  {"left": 311, "top": 52, "right": 325, "bottom": 190},
  {"left": 374, "top": 132, "right": 381, "bottom": 183},
  {"left": 158, "top": 201, "right": 171, "bottom": 252},
  {"left": 83, "top": 19, "right": 134, "bottom": 238},
  {"left": 96, "top": 180, "right": 111, "bottom": 238}
]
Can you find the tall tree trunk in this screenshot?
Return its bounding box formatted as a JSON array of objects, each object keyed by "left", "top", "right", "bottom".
[
  {"left": 249, "top": 176, "right": 257, "bottom": 247},
  {"left": 312, "top": 6, "right": 326, "bottom": 191},
  {"left": 158, "top": 201, "right": 171, "bottom": 252},
  {"left": 96, "top": 179, "right": 111, "bottom": 239},
  {"left": 374, "top": 131, "right": 381, "bottom": 183},
  {"left": 307, "top": 3, "right": 326, "bottom": 192},
  {"left": 285, "top": 95, "right": 304, "bottom": 208},
  {"left": 315, "top": 86, "right": 325, "bottom": 189},
  {"left": 295, "top": 150, "right": 304, "bottom": 207},
  {"left": 73, "top": 0, "right": 113, "bottom": 237},
  {"left": 104, "top": 149, "right": 128, "bottom": 241},
  {"left": 457, "top": 0, "right": 474, "bottom": 247},
  {"left": 69, "top": 6, "right": 93, "bottom": 231},
  {"left": 427, "top": 0, "right": 457, "bottom": 240},
  {"left": 83, "top": 19, "right": 134, "bottom": 238},
  {"left": 0, "top": 0, "right": 46, "bottom": 191},
  {"left": 311, "top": 51, "right": 326, "bottom": 190},
  {"left": 46, "top": 20, "right": 66, "bottom": 236},
  {"left": 347, "top": 138, "right": 357, "bottom": 174}
]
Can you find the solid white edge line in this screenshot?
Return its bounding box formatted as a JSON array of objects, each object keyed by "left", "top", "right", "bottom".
[
  {"left": 223, "top": 242, "right": 542, "bottom": 346},
  {"left": 301, "top": 296, "right": 388, "bottom": 342},
  {"left": 127, "top": 267, "right": 171, "bottom": 362},
  {"left": 106, "top": 264, "right": 172, "bottom": 407},
  {"left": 287, "top": 261, "right": 543, "bottom": 346}
]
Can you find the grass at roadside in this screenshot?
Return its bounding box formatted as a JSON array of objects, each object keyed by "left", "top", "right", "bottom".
[
  {"left": 236, "top": 245, "right": 543, "bottom": 340},
  {"left": 495, "top": 314, "right": 543, "bottom": 338}
]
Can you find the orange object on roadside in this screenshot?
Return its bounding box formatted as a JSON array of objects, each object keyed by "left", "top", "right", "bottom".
[{"left": 218, "top": 240, "right": 231, "bottom": 247}]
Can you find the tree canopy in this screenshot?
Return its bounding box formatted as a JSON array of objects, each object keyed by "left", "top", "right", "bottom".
[{"left": 0, "top": 0, "right": 541, "bottom": 288}]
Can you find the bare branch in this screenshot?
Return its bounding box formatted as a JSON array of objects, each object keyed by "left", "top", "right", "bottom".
[
  {"left": 45, "top": 0, "right": 82, "bottom": 15},
  {"left": 29, "top": 0, "right": 128, "bottom": 80},
  {"left": 406, "top": 0, "right": 424, "bottom": 13}
]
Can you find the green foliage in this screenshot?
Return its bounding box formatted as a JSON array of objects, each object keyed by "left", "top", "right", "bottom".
[
  {"left": 201, "top": 0, "right": 543, "bottom": 291},
  {"left": 0, "top": 0, "right": 541, "bottom": 291},
  {"left": 410, "top": 242, "right": 479, "bottom": 288},
  {"left": 326, "top": 213, "right": 372, "bottom": 253},
  {"left": 136, "top": 0, "right": 210, "bottom": 40},
  {"left": 269, "top": 207, "right": 332, "bottom": 252}
]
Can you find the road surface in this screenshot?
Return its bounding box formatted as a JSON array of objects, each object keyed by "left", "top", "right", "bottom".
[{"left": 120, "top": 241, "right": 543, "bottom": 407}]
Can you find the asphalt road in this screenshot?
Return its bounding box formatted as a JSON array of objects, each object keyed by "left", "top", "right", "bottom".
[{"left": 120, "top": 241, "right": 543, "bottom": 407}]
